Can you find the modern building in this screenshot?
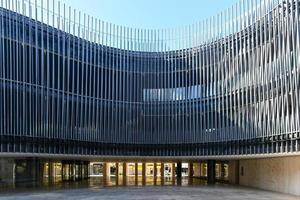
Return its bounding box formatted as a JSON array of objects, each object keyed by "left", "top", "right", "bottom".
[{"left": 0, "top": 0, "right": 300, "bottom": 195}]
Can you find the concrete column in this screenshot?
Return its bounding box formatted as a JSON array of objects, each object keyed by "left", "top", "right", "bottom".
[
  {"left": 103, "top": 162, "right": 110, "bottom": 185},
  {"left": 171, "top": 163, "right": 176, "bottom": 185},
  {"left": 103, "top": 162, "right": 110, "bottom": 177},
  {"left": 61, "top": 162, "right": 66, "bottom": 181},
  {"left": 38, "top": 161, "right": 44, "bottom": 183},
  {"left": 153, "top": 163, "right": 157, "bottom": 185},
  {"left": 142, "top": 163, "right": 146, "bottom": 177},
  {"left": 83, "top": 161, "right": 89, "bottom": 179},
  {"left": 70, "top": 163, "right": 76, "bottom": 181},
  {"left": 171, "top": 163, "right": 176, "bottom": 177},
  {"left": 176, "top": 162, "right": 182, "bottom": 178},
  {"left": 81, "top": 162, "right": 84, "bottom": 179},
  {"left": 116, "top": 163, "right": 119, "bottom": 177},
  {"left": 220, "top": 163, "right": 226, "bottom": 180},
  {"left": 228, "top": 160, "right": 239, "bottom": 184},
  {"left": 188, "top": 162, "right": 194, "bottom": 177},
  {"left": 48, "top": 161, "right": 54, "bottom": 183},
  {"left": 135, "top": 163, "right": 138, "bottom": 185},
  {"left": 88, "top": 163, "right": 93, "bottom": 176},
  {"left": 122, "top": 162, "right": 127, "bottom": 186},
  {"left": 176, "top": 162, "right": 182, "bottom": 186},
  {"left": 154, "top": 163, "right": 157, "bottom": 177},
  {"left": 207, "top": 160, "right": 216, "bottom": 184},
  {"left": 77, "top": 162, "right": 82, "bottom": 180},
  {"left": 199, "top": 162, "right": 202, "bottom": 177},
  {"left": 142, "top": 163, "right": 146, "bottom": 185},
  {"left": 159, "top": 162, "right": 164, "bottom": 185},
  {"left": 35, "top": 159, "right": 42, "bottom": 183},
  {"left": 115, "top": 163, "right": 119, "bottom": 186},
  {"left": 61, "top": 162, "right": 65, "bottom": 181},
  {"left": 134, "top": 163, "right": 138, "bottom": 175},
  {"left": 160, "top": 162, "right": 164, "bottom": 177},
  {"left": 188, "top": 162, "right": 194, "bottom": 185},
  {"left": 122, "top": 162, "right": 127, "bottom": 177}
]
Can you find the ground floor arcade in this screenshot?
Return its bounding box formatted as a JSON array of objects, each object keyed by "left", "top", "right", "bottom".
[
  {"left": 0, "top": 159, "right": 228, "bottom": 186},
  {"left": 0, "top": 155, "right": 300, "bottom": 196}
]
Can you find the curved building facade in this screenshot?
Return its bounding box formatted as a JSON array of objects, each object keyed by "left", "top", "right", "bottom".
[{"left": 0, "top": 0, "right": 299, "bottom": 158}]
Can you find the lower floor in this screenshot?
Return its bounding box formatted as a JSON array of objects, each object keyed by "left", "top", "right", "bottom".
[
  {"left": 0, "top": 155, "right": 300, "bottom": 196},
  {"left": 0, "top": 159, "right": 228, "bottom": 186}
]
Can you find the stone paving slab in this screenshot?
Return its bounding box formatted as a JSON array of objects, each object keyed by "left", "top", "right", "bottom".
[{"left": 0, "top": 185, "right": 299, "bottom": 200}]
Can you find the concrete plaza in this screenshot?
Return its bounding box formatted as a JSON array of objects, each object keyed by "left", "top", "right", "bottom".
[{"left": 0, "top": 185, "right": 299, "bottom": 200}]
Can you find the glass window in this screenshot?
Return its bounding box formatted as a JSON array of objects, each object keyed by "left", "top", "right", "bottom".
[{"left": 143, "top": 84, "right": 202, "bottom": 102}]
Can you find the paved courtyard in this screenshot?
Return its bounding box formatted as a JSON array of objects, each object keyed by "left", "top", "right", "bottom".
[{"left": 0, "top": 185, "right": 299, "bottom": 200}]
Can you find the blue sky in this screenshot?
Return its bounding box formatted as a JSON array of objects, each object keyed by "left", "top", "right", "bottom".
[{"left": 60, "top": 0, "right": 238, "bottom": 29}]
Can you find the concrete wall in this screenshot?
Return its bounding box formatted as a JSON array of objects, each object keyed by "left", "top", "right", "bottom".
[
  {"left": 15, "top": 158, "right": 40, "bottom": 183},
  {"left": 228, "top": 160, "right": 239, "bottom": 184},
  {"left": 0, "top": 159, "right": 14, "bottom": 184},
  {"left": 239, "top": 156, "right": 300, "bottom": 196}
]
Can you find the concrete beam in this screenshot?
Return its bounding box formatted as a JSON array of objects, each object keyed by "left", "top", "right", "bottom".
[{"left": 3, "top": 152, "right": 300, "bottom": 162}]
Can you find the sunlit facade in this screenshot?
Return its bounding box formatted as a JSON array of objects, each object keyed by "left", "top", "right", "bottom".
[{"left": 0, "top": 0, "right": 299, "bottom": 158}]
